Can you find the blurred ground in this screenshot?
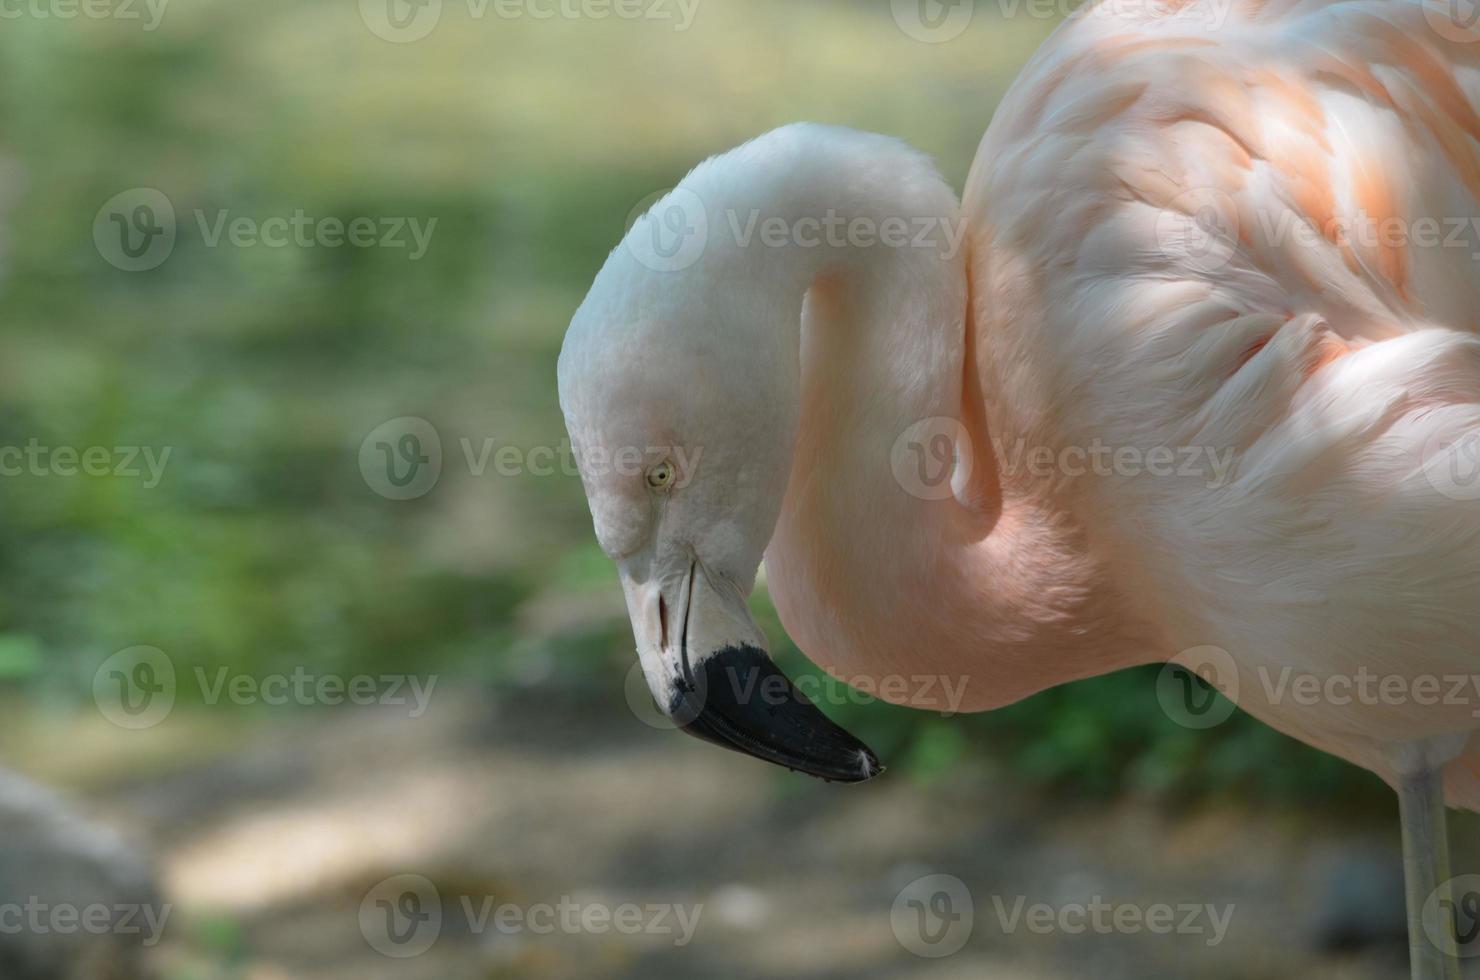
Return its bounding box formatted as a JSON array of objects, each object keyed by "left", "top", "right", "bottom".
[{"left": 7, "top": 688, "right": 1472, "bottom": 980}]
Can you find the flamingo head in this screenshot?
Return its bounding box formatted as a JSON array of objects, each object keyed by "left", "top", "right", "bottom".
[{"left": 556, "top": 214, "right": 883, "bottom": 784}]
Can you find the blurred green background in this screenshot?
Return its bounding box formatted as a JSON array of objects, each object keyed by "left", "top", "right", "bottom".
[
  {"left": 0, "top": 2, "right": 1422, "bottom": 978},
  {"left": 0, "top": 0, "right": 1382, "bottom": 805}
]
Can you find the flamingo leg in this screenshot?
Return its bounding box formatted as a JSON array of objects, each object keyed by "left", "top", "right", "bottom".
[{"left": 1399, "top": 764, "right": 1461, "bottom": 980}]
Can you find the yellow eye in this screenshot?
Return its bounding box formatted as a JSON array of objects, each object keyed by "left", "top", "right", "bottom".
[{"left": 646, "top": 461, "right": 676, "bottom": 491}]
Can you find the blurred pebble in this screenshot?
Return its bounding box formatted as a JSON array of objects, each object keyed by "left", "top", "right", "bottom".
[
  {"left": 1307, "top": 845, "right": 1406, "bottom": 952},
  {"left": 0, "top": 769, "right": 163, "bottom": 980},
  {"left": 711, "top": 884, "right": 770, "bottom": 931}
]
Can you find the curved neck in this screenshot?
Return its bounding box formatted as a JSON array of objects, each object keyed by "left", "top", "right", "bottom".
[{"left": 684, "top": 126, "right": 1152, "bottom": 711}]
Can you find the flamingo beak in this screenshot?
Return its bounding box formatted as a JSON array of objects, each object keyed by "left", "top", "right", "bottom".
[{"left": 619, "top": 562, "right": 884, "bottom": 783}]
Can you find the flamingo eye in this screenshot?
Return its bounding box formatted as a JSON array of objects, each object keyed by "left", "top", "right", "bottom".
[{"left": 645, "top": 461, "right": 676, "bottom": 491}]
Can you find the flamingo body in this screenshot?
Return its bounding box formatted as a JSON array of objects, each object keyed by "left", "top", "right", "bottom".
[
  {"left": 957, "top": 0, "right": 1480, "bottom": 802},
  {"left": 558, "top": 0, "right": 1480, "bottom": 805}
]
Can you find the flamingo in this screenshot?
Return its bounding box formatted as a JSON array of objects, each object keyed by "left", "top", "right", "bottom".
[{"left": 557, "top": 0, "right": 1480, "bottom": 974}]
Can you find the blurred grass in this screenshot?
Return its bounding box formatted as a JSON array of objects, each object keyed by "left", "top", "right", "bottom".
[{"left": 0, "top": 0, "right": 1387, "bottom": 811}]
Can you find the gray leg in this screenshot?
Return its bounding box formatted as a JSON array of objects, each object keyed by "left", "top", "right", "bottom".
[{"left": 1399, "top": 764, "right": 1462, "bottom": 980}]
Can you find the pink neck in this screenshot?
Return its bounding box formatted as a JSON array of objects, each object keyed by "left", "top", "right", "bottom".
[
  {"left": 766, "top": 299, "right": 1152, "bottom": 712},
  {"left": 722, "top": 139, "right": 1154, "bottom": 711}
]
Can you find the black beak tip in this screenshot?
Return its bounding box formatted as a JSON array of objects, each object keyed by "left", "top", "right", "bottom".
[
  {"left": 671, "top": 644, "right": 887, "bottom": 784},
  {"left": 810, "top": 744, "right": 886, "bottom": 785}
]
